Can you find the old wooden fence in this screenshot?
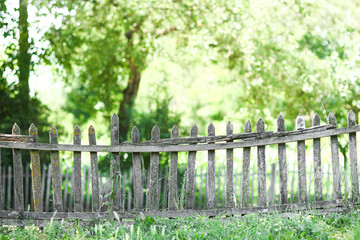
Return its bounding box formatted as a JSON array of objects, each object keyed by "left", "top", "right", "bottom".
[{"left": 0, "top": 111, "right": 359, "bottom": 225}]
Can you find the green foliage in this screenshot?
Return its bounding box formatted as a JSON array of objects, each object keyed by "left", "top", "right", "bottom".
[{"left": 1, "top": 212, "right": 360, "bottom": 239}]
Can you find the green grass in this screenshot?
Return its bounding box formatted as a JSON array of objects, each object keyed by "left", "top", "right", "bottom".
[{"left": 1, "top": 211, "right": 360, "bottom": 239}]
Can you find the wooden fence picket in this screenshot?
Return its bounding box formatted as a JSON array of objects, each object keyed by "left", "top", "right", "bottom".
[
  {"left": 29, "top": 123, "right": 42, "bottom": 212},
  {"left": 110, "top": 114, "right": 121, "bottom": 211},
  {"left": 277, "top": 115, "right": 287, "bottom": 204},
  {"left": 313, "top": 113, "right": 322, "bottom": 201},
  {"left": 89, "top": 125, "right": 100, "bottom": 212},
  {"left": 131, "top": 126, "right": 143, "bottom": 210},
  {"left": 256, "top": 119, "right": 267, "bottom": 206},
  {"left": 12, "top": 123, "right": 24, "bottom": 211},
  {"left": 186, "top": 124, "right": 198, "bottom": 209},
  {"left": 149, "top": 125, "right": 160, "bottom": 211},
  {"left": 347, "top": 110, "right": 359, "bottom": 202},
  {"left": 328, "top": 113, "right": 342, "bottom": 199},
  {"left": 207, "top": 123, "right": 216, "bottom": 209},
  {"left": 73, "top": 125, "right": 82, "bottom": 212},
  {"left": 226, "top": 121, "right": 235, "bottom": 208},
  {"left": 168, "top": 125, "right": 179, "bottom": 210},
  {"left": 296, "top": 114, "right": 307, "bottom": 203},
  {"left": 50, "top": 125, "right": 63, "bottom": 211}
]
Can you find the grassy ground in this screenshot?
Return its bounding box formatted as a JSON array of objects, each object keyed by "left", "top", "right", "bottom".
[{"left": 1, "top": 211, "right": 360, "bottom": 239}]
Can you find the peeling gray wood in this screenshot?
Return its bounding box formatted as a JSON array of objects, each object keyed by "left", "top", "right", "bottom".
[
  {"left": 88, "top": 125, "right": 100, "bottom": 212},
  {"left": 347, "top": 110, "right": 359, "bottom": 202},
  {"left": 0, "top": 199, "right": 351, "bottom": 221},
  {"left": 226, "top": 121, "right": 235, "bottom": 208},
  {"left": 1, "top": 124, "right": 359, "bottom": 153},
  {"left": 0, "top": 134, "right": 34, "bottom": 142},
  {"left": 242, "top": 120, "right": 251, "bottom": 207},
  {"left": 207, "top": 123, "right": 216, "bottom": 209},
  {"left": 12, "top": 123, "right": 24, "bottom": 211},
  {"left": 256, "top": 119, "right": 267, "bottom": 206},
  {"left": 168, "top": 125, "right": 179, "bottom": 211},
  {"left": 328, "top": 113, "right": 342, "bottom": 199},
  {"left": 29, "top": 124, "right": 42, "bottom": 212},
  {"left": 296, "top": 114, "right": 307, "bottom": 203},
  {"left": 111, "top": 114, "right": 121, "bottom": 211},
  {"left": 186, "top": 125, "right": 198, "bottom": 209},
  {"left": 312, "top": 113, "right": 323, "bottom": 201},
  {"left": 50, "top": 125, "right": 63, "bottom": 212},
  {"left": 149, "top": 125, "right": 160, "bottom": 211},
  {"left": 131, "top": 127, "right": 143, "bottom": 210},
  {"left": 277, "top": 115, "right": 287, "bottom": 204},
  {"left": 73, "top": 125, "right": 82, "bottom": 212}
]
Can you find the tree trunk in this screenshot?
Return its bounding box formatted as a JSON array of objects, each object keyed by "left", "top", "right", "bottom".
[
  {"left": 18, "top": 0, "right": 31, "bottom": 110},
  {"left": 118, "top": 54, "right": 142, "bottom": 141}
]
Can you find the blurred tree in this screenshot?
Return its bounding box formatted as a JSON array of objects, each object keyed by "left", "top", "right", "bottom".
[{"left": 0, "top": 0, "right": 49, "bottom": 165}]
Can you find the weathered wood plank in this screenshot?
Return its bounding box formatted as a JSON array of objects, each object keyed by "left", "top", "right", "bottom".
[
  {"left": 207, "top": 123, "right": 216, "bottom": 209},
  {"left": 0, "top": 199, "right": 351, "bottom": 220},
  {"left": 328, "top": 113, "right": 342, "bottom": 199},
  {"left": 1, "top": 124, "right": 359, "bottom": 153},
  {"left": 256, "top": 119, "right": 267, "bottom": 206},
  {"left": 29, "top": 124, "right": 42, "bottom": 212},
  {"left": 110, "top": 114, "right": 121, "bottom": 211},
  {"left": 348, "top": 110, "right": 359, "bottom": 202},
  {"left": 277, "top": 115, "right": 287, "bottom": 204},
  {"left": 89, "top": 125, "right": 100, "bottom": 212},
  {"left": 131, "top": 127, "right": 143, "bottom": 210},
  {"left": 242, "top": 121, "right": 251, "bottom": 207},
  {"left": 312, "top": 113, "right": 322, "bottom": 201},
  {"left": 186, "top": 125, "right": 198, "bottom": 209},
  {"left": 226, "top": 121, "right": 235, "bottom": 208},
  {"left": 12, "top": 123, "right": 24, "bottom": 211},
  {"left": 168, "top": 125, "right": 179, "bottom": 210},
  {"left": 49, "top": 125, "right": 63, "bottom": 211},
  {"left": 73, "top": 125, "right": 82, "bottom": 212},
  {"left": 0, "top": 134, "right": 34, "bottom": 142},
  {"left": 296, "top": 114, "right": 307, "bottom": 203},
  {"left": 149, "top": 125, "right": 160, "bottom": 211}
]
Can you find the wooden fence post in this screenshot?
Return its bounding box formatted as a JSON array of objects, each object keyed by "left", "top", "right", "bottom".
[
  {"left": 328, "top": 113, "right": 342, "bottom": 199},
  {"left": 149, "top": 125, "right": 160, "bottom": 211},
  {"left": 348, "top": 110, "right": 359, "bottom": 202},
  {"left": 186, "top": 124, "right": 197, "bottom": 209},
  {"left": 296, "top": 114, "right": 307, "bottom": 203},
  {"left": 207, "top": 123, "right": 216, "bottom": 209},
  {"left": 50, "top": 125, "right": 63, "bottom": 211},
  {"left": 73, "top": 125, "right": 82, "bottom": 212},
  {"left": 111, "top": 113, "right": 121, "bottom": 211},
  {"left": 256, "top": 119, "right": 267, "bottom": 206},
  {"left": 226, "top": 121, "right": 235, "bottom": 208},
  {"left": 89, "top": 125, "right": 100, "bottom": 211},
  {"left": 131, "top": 126, "right": 143, "bottom": 210},
  {"left": 29, "top": 124, "right": 42, "bottom": 212},
  {"left": 242, "top": 120, "right": 251, "bottom": 207},
  {"left": 277, "top": 115, "right": 287, "bottom": 204},
  {"left": 312, "top": 113, "right": 322, "bottom": 201},
  {"left": 12, "top": 123, "right": 24, "bottom": 211},
  {"left": 168, "top": 125, "right": 179, "bottom": 210}
]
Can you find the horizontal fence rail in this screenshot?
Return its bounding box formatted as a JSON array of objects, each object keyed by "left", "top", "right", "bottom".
[{"left": 0, "top": 111, "right": 359, "bottom": 225}]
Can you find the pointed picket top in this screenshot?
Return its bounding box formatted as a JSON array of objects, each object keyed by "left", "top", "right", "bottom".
[
  {"left": 12, "top": 123, "right": 20, "bottom": 135},
  {"left": 171, "top": 125, "right": 179, "bottom": 139},
  {"left": 296, "top": 114, "right": 305, "bottom": 130},
  {"left": 226, "top": 121, "right": 233, "bottom": 135},
  {"left": 111, "top": 113, "right": 119, "bottom": 124},
  {"left": 277, "top": 115, "right": 285, "bottom": 132},
  {"left": 313, "top": 113, "right": 320, "bottom": 126},
  {"left": 328, "top": 113, "right": 337, "bottom": 127},
  {"left": 74, "top": 125, "right": 81, "bottom": 136},
  {"left": 50, "top": 124, "right": 58, "bottom": 137},
  {"left": 347, "top": 110, "right": 356, "bottom": 126},
  {"left": 256, "top": 118, "right": 265, "bottom": 133},
  {"left": 131, "top": 126, "right": 140, "bottom": 143},
  {"left": 190, "top": 124, "right": 198, "bottom": 137},
  {"left": 244, "top": 120, "right": 252, "bottom": 133},
  {"left": 151, "top": 125, "right": 160, "bottom": 141},
  {"left": 207, "top": 123, "right": 215, "bottom": 136},
  {"left": 88, "top": 125, "right": 96, "bottom": 134},
  {"left": 29, "top": 123, "right": 38, "bottom": 142}
]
